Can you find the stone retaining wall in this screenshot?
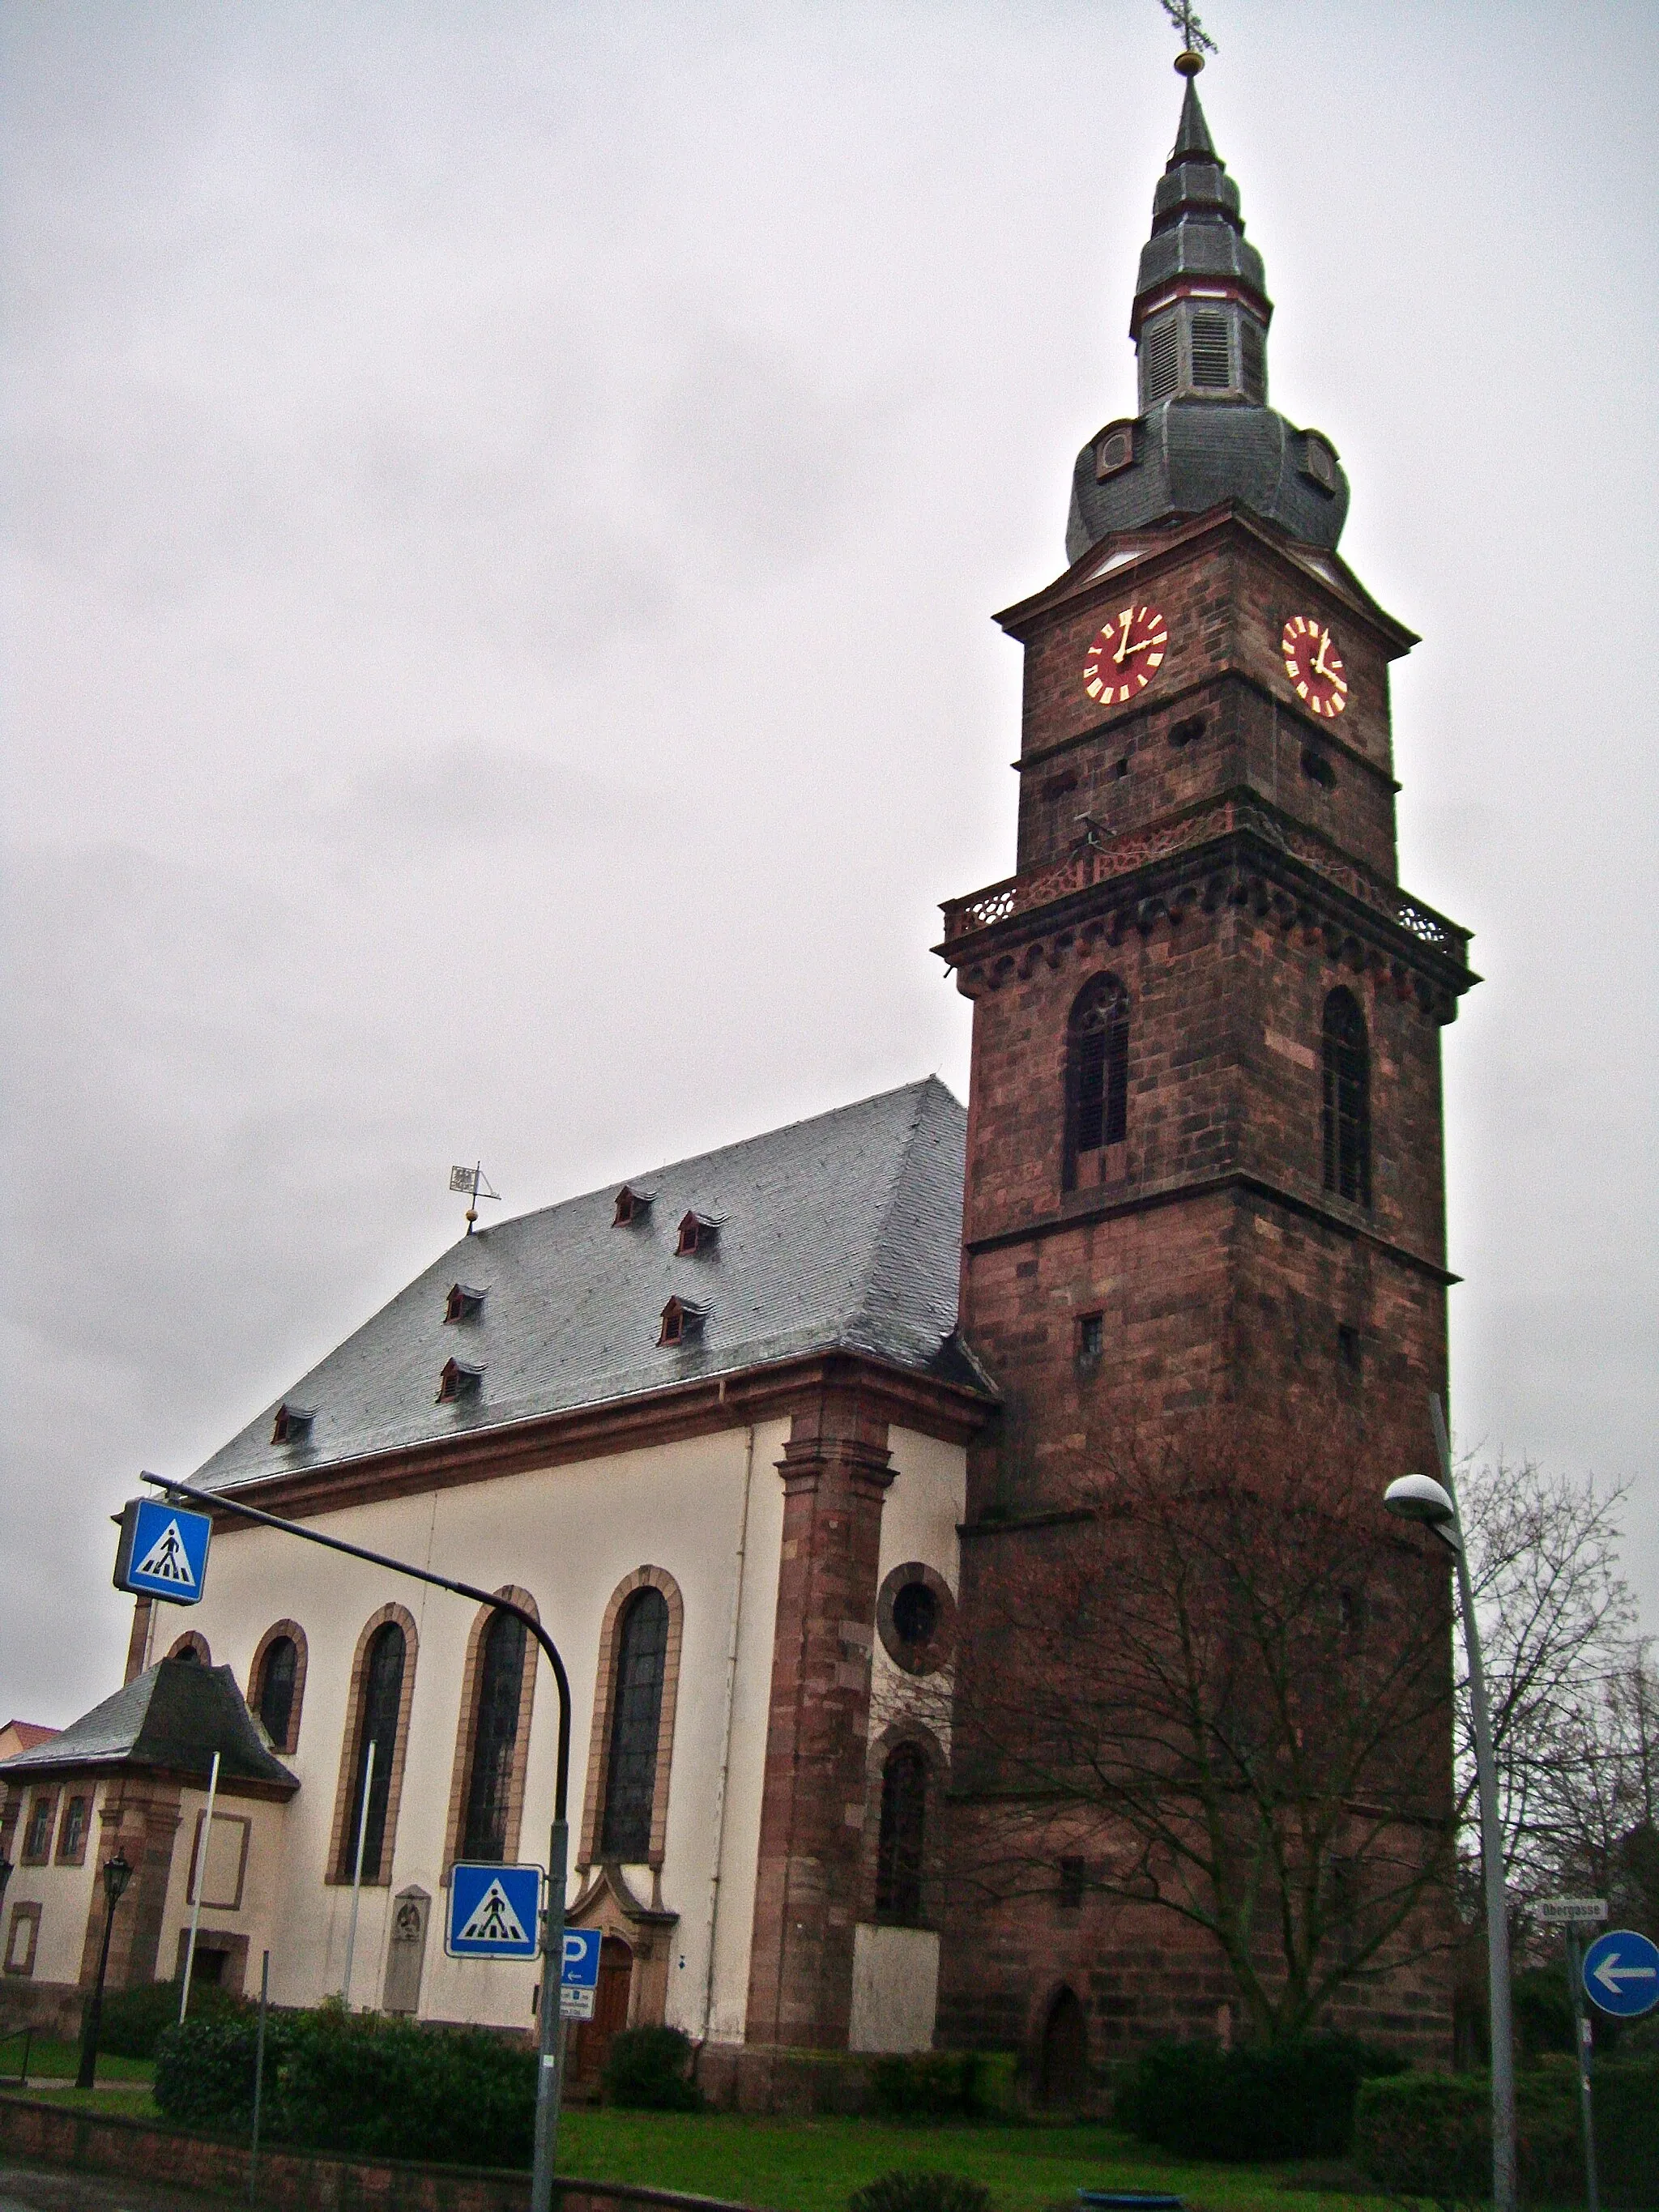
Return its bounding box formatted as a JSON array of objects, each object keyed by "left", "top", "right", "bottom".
[{"left": 0, "top": 2097, "right": 754, "bottom": 2212}]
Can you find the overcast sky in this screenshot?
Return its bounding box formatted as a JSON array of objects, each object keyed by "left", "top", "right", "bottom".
[{"left": 3, "top": 0, "right": 1655, "bottom": 1728}]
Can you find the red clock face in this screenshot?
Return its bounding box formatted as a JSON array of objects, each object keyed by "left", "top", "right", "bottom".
[
  {"left": 1083, "top": 603, "right": 1169, "bottom": 706},
  {"left": 1282, "top": 615, "right": 1348, "bottom": 718}
]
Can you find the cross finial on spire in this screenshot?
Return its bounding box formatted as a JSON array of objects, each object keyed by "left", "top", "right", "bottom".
[{"left": 1158, "top": 0, "right": 1217, "bottom": 74}]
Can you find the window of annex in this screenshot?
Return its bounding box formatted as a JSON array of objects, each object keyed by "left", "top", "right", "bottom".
[
  {"left": 1321, "top": 987, "right": 1371, "bottom": 1208},
  {"left": 327, "top": 1605, "right": 418, "bottom": 1887},
  {"left": 1064, "top": 973, "right": 1129, "bottom": 1191},
  {"left": 168, "top": 1631, "right": 211, "bottom": 1664},
  {"left": 578, "top": 1568, "right": 684, "bottom": 1870},
  {"left": 444, "top": 1587, "right": 539, "bottom": 1876},
  {"left": 249, "top": 1622, "right": 308, "bottom": 1755}
]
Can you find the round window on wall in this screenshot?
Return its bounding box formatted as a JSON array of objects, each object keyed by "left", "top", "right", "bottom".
[{"left": 876, "top": 1563, "right": 954, "bottom": 1676}]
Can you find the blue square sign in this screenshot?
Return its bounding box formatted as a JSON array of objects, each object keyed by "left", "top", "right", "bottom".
[
  {"left": 114, "top": 1496, "right": 212, "bottom": 1607},
  {"left": 446, "top": 1863, "right": 544, "bottom": 1959}
]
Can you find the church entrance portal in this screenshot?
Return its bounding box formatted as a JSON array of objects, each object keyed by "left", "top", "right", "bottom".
[
  {"left": 1038, "top": 1987, "right": 1088, "bottom": 2109},
  {"left": 573, "top": 1934, "right": 633, "bottom": 2084}
]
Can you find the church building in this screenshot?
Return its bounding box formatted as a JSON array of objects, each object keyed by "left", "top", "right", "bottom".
[{"left": 1, "top": 48, "right": 1473, "bottom": 2101}]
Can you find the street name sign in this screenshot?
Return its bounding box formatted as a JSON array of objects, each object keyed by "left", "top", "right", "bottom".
[
  {"left": 1537, "top": 1897, "right": 1608, "bottom": 1926},
  {"left": 1581, "top": 1928, "right": 1659, "bottom": 2018},
  {"left": 113, "top": 1497, "right": 212, "bottom": 1606},
  {"left": 446, "top": 1864, "right": 543, "bottom": 1960},
  {"left": 560, "top": 1927, "right": 602, "bottom": 2021}
]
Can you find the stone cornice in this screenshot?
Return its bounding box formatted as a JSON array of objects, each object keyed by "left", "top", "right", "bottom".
[
  {"left": 200, "top": 1349, "right": 996, "bottom": 1531},
  {"left": 937, "top": 799, "right": 1477, "bottom": 1021}
]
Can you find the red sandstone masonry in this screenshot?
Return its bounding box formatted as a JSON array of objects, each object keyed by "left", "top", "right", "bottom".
[{"left": 0, "top": 2097, "right": 757, "bottom": 2212}]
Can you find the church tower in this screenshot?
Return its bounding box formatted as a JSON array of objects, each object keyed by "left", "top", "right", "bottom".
[{"left": 937, "top": 53, "right": 1476, "bottom": 2069}]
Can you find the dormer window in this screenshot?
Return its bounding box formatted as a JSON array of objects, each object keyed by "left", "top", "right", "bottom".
[
  {"left": 1094, "top": 422, "right": 1134, "bottom": 481},
  {"left": 271, "top": 1404, "right": 314, "bottom": 1447},
  {"left": 444, "top": 1283, "right": 486, "bottom": 1324},
  {"left": 658, "top": 1297, "right": 708, "bottom": 1347},
  {"left": 437, "top": 1357, "right": 484, "bottom": 1404},
  {"left": 1300, "top": 434, "right": 1339, "bottom": 493},
  {"left": 613, "top": 1185, "right": 654, "bottom": 1226},
  {"left": 676, "top": 1212, "right": 719, "bottom": 1256}
]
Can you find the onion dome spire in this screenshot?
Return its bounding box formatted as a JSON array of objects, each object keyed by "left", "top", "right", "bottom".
[{"left": 1064, "top": 53, "right": 1351, "bottom": 565}]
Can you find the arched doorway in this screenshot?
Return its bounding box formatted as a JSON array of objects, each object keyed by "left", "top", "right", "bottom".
[
  {"left": 573, "top": 1934, "right": 634, "bottom": 2086},
  {"left": 1038, "top": 1986, "right": 1089, "bottom": 2110}
]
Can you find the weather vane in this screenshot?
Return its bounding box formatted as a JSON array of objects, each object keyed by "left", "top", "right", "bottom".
[
  {"left": 1159, "top": 0, "right": 1217, "bottom": 72},
  {"left": 449, "top": 1160, "right": 501, "bottom": 1235}
]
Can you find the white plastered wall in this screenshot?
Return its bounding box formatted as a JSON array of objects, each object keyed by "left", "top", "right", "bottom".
[
  {"left": 156, "top": 1785, "right": 288, "bottom": 1997},
  {"left": 848, "top": 1423, "right": 966, "bottom": 2053},
  {"left": 2, "top": 1782, "right": 102, "bottom": 1988},
  {"left": 176, "top": 1417, "right": 788, "bottom": 2034}
]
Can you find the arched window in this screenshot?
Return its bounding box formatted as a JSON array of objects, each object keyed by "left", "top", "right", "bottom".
[
  {"left": 168, "top": 1631, "right": 210, "bottom": 1665},
  {"left": 341, "top": 1621, "right": 406, "bottom": 1882},
  {"left": 1064, "top": 974, "right": 1129, "bottom": 1190},
  {"left": 462, "top": 1610, "right": 528, "bottom": 1862},
  {"left": 875, "top": 1743, "right": 928, "bottom": 1925},
  {"left": 600, "top": 1589, "right": 668, "bottom": 1861},
  {"left": 258, "top": 1637, "right": 298, "bottom": 1748},
  {"left": 1322, "top": 987, "right": 1371, "bottom": 1206}
]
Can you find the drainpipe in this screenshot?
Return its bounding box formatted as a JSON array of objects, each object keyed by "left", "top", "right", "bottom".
[{"left": 700, "top": 1425, "right": 756, "bottom": 2044}]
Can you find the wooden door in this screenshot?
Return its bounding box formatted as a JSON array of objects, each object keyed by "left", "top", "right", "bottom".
[{"left": 573, "top": 1935, "right": 633, "bottom": 2082}]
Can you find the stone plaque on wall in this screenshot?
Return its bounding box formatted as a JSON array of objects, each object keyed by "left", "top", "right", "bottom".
[{"left": 382, "top": 1886, "right": 429, "bottom": 2014}]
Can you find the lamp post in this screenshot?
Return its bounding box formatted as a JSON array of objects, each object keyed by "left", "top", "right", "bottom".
[
  {"left": 0, "top": 1852, "right": 13, "bottom": 1920},
  {"left": 1384, "top": 1400, "right": 1516, "bottom": 2212},
  {"left": 76, "top": 1848, "right": 134, "bottom": 2089}
]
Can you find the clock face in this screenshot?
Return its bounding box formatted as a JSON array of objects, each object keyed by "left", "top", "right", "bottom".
[
  {"left": 1083, "top": 604, "right": 1169, "bottom": 706},
  {"left": 1282, "top": 615, "right": 1349, "bottom": 718}
]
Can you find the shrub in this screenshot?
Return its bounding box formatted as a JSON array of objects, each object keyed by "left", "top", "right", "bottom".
[
  {"left": 848, "top": 2175, "right": 992, "bottom": 2212},
  {"left": 155, "top": 2001, "right": 537, "bottom": 2166},
  {"left": 1356, "top": 2056, "right": 1659, "bottom": 2210},
  {"left": 1117, "top": 2033, "right": 1407, "bottom": 2160},
  {"left": 99, "top": 1978, "right": 249, "bottom": 2060},
  {"left": 601, "top": 2024, "right": 702, "bottom": 2112},
  {"left": 871, "top": 2052, "right": 985, "bottom": 2120}
]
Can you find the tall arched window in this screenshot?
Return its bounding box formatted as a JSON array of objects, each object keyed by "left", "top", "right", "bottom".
[
  {"left": 1322, "top": 987, "right": 1371, "bottom": 1206},
  {"left": 600, "top": 1589, "right": 668, "bottom": 1861},
  {"left": 875, "top": 1743, "right": 928, "bottom": 1925},
  {"left": 463, "top": 1611, "right": 527, "bottom": 1861},
  {"left": 342, "top": 1622, "right": 405, "bottom": 1882},
  {"left": 1064, "top": 974, "right": 1129, "bottom": 1190},
  {"left": 258, "top": 1637, "right": 298, "bottom": 1748}
]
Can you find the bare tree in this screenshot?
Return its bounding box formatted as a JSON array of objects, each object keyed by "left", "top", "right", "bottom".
[{"left": 928, "top": 1412, "right": 1458, "bottom": 2044}]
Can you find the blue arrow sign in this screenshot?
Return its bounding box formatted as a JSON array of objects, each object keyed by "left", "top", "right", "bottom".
[
  {"left": 1582, "top": 1928, "right": 1659, "bottom": 2018},
  {"left": 113, "top": 1496, "right": 212, "bottom": 1607},
  {"left": 446, "top": 1863, "right": 544, "bottom": 1959}
]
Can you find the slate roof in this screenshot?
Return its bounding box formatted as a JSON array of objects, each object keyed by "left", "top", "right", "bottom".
[
  {"left": 0, "top": 1660, "right": 298, "bottom": 1794},
  {"left": 192, "top": 1077, "right": 987, "bottom": 1494}
]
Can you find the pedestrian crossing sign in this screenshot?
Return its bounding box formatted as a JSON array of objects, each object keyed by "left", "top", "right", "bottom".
[
  {"left": 114, "top": 1496, "right": 213, "bottom": 1607},
  {"left": 446, "top": 1862, "right": 543, "bottom": 1959}
]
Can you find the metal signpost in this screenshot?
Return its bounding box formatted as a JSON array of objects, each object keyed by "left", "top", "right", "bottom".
[
  {"left": 1539, "top": 1896, "right": 1608, "bottom": 2212},
  {"left": 127, "top": 1470, "right": 574, "bottom": 2212}
]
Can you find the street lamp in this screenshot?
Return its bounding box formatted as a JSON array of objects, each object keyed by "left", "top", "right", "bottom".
[
  {"left": 75, "top": 1848, "right": 133, "bottom": 2090},
  {"left": 1384, "top": 1417, "right": 1516, "bottom": 2212}
]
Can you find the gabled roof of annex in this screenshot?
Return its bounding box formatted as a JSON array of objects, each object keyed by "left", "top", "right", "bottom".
[{"left": 192, "top": 1077, "right": 987, "bottom": 1494}]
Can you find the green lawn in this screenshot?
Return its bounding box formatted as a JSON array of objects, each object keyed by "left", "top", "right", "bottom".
[
  {"left": 551, "top": 2111, "right": 1395, "bottom": 2212},
  {"left": 0, "top": 2035, "right": 154, "bottom": 2085}
]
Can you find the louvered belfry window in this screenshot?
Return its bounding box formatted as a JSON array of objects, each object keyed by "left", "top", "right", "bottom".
[
  {"left": 1189, "top": 310, "right": 1232, "bottom": 389},
  {"left": 463, "top": 1610, "right": 527, "bottom": 1861},
  {"left": 600, "top": 1588, "right": 668, "bottom": 1860},
  {"left": 1065, "top": 974, "right": 1129, "bottom": 1187},
  {"left": 1141, "top": 316, "right": 1179, "bottom": 405},
  {"left": 1322, "top": 987, "right": 1372, "bottom": 1207}
]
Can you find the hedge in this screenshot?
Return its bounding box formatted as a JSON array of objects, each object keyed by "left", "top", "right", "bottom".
[
  {"left": 97, "top": 1977, "right": 250, "bottom": 2059},
  {"left": 154, "top": 2001, "right": 536, "bottom": 2167},
  {"left": 1116, "top": 2033, "right": 1406, "bottom": 2160},
  {"left": 1354, "top": 2056, "right": 1659, "bottom": 2208},
  {"left": 601, "top": 2026, "right": 702, "bottom": 2111}
]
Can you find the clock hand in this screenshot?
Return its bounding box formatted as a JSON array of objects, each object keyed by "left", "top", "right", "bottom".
[
  {"left": 1312, "top": 629, "right": 1336, "bottom": 678},
  {"left": 1112, "top": 608, "right": 1137, "bottom": 665}
]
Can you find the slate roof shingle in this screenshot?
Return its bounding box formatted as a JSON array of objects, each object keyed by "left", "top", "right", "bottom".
[
  {"left": 0, "top": 1660, "right": 298, "bottom": 1794},
  {"left": 192, "top": 1077, "right": 987, "bottom": 1494}
]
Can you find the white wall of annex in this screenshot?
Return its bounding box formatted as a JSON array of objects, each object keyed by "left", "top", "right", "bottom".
[
  {"left": 156, "top": 1785, "right": 287, "bottom": 1997},
  {"left": 2, "top": 1786, "right": 100, "bottom": 1987},
  {"left": 176, "top": 1416, "right": 787, "bottom": 2031}
]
